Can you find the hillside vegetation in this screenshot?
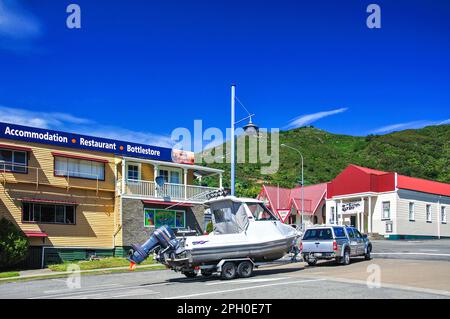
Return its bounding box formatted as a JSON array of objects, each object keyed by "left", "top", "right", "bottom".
[{"left": 199, "top": 125, "right": 450, "bottom": 198}]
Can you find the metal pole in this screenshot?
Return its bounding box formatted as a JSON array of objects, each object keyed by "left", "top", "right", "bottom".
[
  {"left": 301, "top": 153, "right": 304, "bottom": 231},
  {"left": 231, "top": 84, "right": 236, "bottom": 196}
]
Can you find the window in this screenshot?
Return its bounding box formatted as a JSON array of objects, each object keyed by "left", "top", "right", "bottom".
[
  {"left": 353, "top": 229, "right": 363, "bottom": 238},
  {"left": 22, "top": 202, "right": 75, "bottom": 224},
  {"left": 303, "top": 228, "right": 333, "bottom": 240},
  {"left": 247, "top": 203, "right": 277, "bottom": 221},
  {"left": 347, "top": 227, "right": 355, "bottom": 239},
  {"left": 0, "top": 149, "right": 27, "bottom": 173},
  {"left": 441, "top": 206, "right": 447, "bottom": 224},
  {"left": 408, "top": 202, "right": 415, "bottom": 221},
  {"left": 127, "top": 164, "right": 140, "bottom": 180},
  {"left": 333, "top": 227, "right": 347, "bottom": 238},
  {"left": 382, "top": 201, "right": 390, "bottom": 220},
  {"left": 55, "top": 157, "right": 104, "bottom": 180},
  {"left": 426, "top": 204, "right": 432, "bottom": 223},
  {"left": 144, "top": 208, "right": 185, "bottom": 228},
  {"left": 330, "top": 207, "right": 335, "bottom": 224}
]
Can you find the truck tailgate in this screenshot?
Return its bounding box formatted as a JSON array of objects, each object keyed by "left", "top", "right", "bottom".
[{"left": 302, "top": 240, "right": 334, "bottom": 253}]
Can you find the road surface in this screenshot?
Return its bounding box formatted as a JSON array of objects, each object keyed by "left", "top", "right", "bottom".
[{"left": 0, "top": 239, "right": 449, "bottom": 299}]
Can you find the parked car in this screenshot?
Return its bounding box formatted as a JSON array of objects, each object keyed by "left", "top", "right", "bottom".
[{"left": 300, "top": 225, "right": 372, "bottom": 266}]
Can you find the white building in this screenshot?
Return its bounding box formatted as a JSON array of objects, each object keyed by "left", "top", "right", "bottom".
[{"left": 325, "top": 165, "right": 450, "bottom": 239}]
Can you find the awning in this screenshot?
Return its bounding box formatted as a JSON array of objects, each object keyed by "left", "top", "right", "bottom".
[
  {"left": 51, "top": 152, "right": 109, "bottom": 163},
  {"left": 19, "top": 197, "right": 78, "bottom": 205},
  {"left": 142, "top": 199, "right": 193, "bottom": 207},
  {"left": 0, "top": 143, "right": 32, "bottom": 152},
  {"left": 23, "top": 230, "right": 48, "bottom": 238}
]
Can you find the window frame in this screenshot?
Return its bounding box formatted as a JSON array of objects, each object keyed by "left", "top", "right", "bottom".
[
  {"left": 426, "top": 204, "right": 432, "bottom": 223},
  {"left": 22, "top": 202, "right": 76, "bottom": 225},
  {"left": 0, "top": 148, "right": 28, "bottom": 174},
  {"left": 381, "top": 201, "right": 391, "bottom": 220},
  {"left": 408, "top": 202, "right": 415, "bottom": 222},
  {"left": 54, "top": 156, "right": 105, "bottom": 181},
  {"left": 127, "top": 162, "right": 141, "bottom": 181},
  {"left": 143, "top": 208, "right": 186, "bottom": 229},
  {"left": 158, "top": 166, "right": 183, "bottom": 184},
  {"left": 441, "top": 206, "right": 447, "bottom": 224}
]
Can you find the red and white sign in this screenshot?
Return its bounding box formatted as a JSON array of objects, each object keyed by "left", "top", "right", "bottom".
[{"left": 276, "top": 209, "right": 291, "bottom": 223}]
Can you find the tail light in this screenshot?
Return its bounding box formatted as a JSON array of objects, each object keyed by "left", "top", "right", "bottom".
[
  {"left": 129, "top": 261, "right": 136, "bottom": 271},
  {"left": 333, "top": 241, "right": 337, "bottom": 251},
  {"left": 299, "top": 242, "right": 303, "bottom": 252}
]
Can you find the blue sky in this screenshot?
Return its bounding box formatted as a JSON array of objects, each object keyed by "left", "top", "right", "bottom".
[{"left": 0, "top": 0, "right": 449, "bottom": 148}]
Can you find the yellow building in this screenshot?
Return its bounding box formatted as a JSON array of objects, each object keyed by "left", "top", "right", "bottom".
[{"left": 0, "top": 122, "right": 222, "bottom": 268}]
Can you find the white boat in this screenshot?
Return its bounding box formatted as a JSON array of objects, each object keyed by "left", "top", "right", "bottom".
[{"left": 128, "top": 195, "right": 300, "bottom": 279}]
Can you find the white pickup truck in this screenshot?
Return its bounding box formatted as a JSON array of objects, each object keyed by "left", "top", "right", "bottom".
[{"left": 300, "top": 225, "right": 372, "bottom": 266}]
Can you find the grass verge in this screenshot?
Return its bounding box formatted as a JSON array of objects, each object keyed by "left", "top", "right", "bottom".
[{"left": 48, "top": 257, "right": 155, "bottom": 272}]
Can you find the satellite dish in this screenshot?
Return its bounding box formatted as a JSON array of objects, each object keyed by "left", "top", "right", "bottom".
[{"left": 155, "top": 176, "right": 165, "bottom": 188}]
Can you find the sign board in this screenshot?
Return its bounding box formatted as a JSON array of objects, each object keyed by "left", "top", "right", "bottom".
[
  {"left": 276, "top": 209, "right": 291, "bottom": 223},
  {"left": 0, "top": 122, "right": 193, "bottom": 164},
  {"left": 341, "top": 200, "right": 364, "bottom": 214}
]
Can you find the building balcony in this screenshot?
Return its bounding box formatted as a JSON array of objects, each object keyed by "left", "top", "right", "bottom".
[
  {"left": 122, "top": 179, "right": 219, "bottom": 203},
  {"left": 119, "top": 157, "right": 224, "bottom": 204}
]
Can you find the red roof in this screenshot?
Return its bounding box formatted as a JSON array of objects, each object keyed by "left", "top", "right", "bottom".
[
  {"left": 141, "top": 199, "right": 193, "bottom": 207},
  {"left": 397, "top": 175, "right": 450, "bottom": 197},
  {"left": 259, "top": 183, "right": 327, "bottom": 215},
  {"left": 327, "top": 164, "right": 450, "bottom": 198}
]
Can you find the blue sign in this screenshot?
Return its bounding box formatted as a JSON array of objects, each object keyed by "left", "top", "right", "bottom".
[{"left": 0, "top": 122, "right": 174, "bottom": 162}]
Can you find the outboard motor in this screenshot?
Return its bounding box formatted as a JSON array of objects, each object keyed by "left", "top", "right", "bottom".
[{"left": 128, "top": 225, "right": 180, "bottom": 265}]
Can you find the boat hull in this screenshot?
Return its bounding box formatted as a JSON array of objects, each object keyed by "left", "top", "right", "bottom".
[{"left": 184, "top": 235, "right": 296, "bottom": 266}]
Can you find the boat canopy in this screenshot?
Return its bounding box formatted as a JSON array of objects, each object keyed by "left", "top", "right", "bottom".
[{"left": 210, "top": 199, "right": 249, "bottom": 234}]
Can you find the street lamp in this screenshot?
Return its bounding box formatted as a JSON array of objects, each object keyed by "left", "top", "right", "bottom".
[
  {"left": 281, "top": 143, "right": 304, "bottom": 230},
  {"left": 230, "top": 84, "right": 258, "bottom": 196}
]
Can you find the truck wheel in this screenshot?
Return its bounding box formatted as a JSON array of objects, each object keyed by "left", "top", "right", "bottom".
[
  {"left": 365, "top": 246, "right": 372, "bottom": 260},
  {"left": 221, "top": 262, "right": 237, "bottom": 280},
  {"left": 342, "top": 249, "right": 351, "bottom": 265},
  {"left": 182, "top": 271, "right": 197, "bottom": 278},
  {"left": 237, "top": 261, "right": 253, "bottom": 278},
  {"left": 307, "top": 260, "right": 317, "bottom": 266}
]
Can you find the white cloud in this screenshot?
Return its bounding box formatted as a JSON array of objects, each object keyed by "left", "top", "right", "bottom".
[
  {"left": 370, "top": 119, "right": 450, "bottom": 134},
  {"left": 0, "top": 0, "right": 42, "bottom": 51},
  {"left": 284, "top": 107, "right": 348, "bottom": 130},
  {"left": 0, "top": 105, "right": 175, "bottom": 148}
]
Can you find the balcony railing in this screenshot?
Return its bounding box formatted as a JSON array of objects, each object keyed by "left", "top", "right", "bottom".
[{"left": 123, "top": 179, "right": 218, "bottom": 203}]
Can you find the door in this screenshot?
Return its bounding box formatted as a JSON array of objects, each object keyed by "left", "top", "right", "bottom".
[
  {"left": 350, "top": 215, "right": 356, "bottom": 227},
  {"left": 353, "top": 228, "right": 365, "bottom": 255},
  {"left": 346, "top": 228, "right": 358, "bottom": 256}
]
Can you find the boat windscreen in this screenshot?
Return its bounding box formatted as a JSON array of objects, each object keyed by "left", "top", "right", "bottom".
[
  {"left": 247, "top": 203, "right": 277, "bottom": 221},
  {"left": 211, "top": 200, "right": 249, "bottom": 234}
]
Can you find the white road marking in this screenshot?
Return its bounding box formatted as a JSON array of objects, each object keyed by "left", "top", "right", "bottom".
[
  {"left": 316, "top": 276, "right": 450, "bottom": 297},
  {"left": 205, "top": 277, "right": 288, "bottom": 286},
  {"left": 419, "top": 249, "right": 439, "bottom": 252},
  {"left": 165, "top": 278, "right": 326, "bottom": 299},
  {"left": 44, "top": 283, "right": 122, "bottom": 294},
  {"left": 30, "top": 282, "right": 170, "bottom": 299},
  {"left": 59, "top": 288, "right": 160, "bottom": 299},
  {"left": 372, "top": 252, "right": 450, "bottom": 257}
]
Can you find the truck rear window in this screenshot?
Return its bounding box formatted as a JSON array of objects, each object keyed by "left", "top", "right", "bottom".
[
  {"left": 303, "top": 228, "right": 333, "bottom": 240},
  {"left": 333, "top": 227, "right": 347, "bottom": 238}
]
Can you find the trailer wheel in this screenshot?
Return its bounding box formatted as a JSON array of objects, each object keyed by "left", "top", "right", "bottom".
[
  {"left": 237, "top": 261, "right": 253, "bottom": 278},
  {"left": 220, "top": 262, "right": 237, "bottom": 280}
]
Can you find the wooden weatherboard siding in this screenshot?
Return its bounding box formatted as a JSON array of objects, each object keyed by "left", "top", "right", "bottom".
[{"left": 0, "top": 138, "right": 116, "bottom": 248}]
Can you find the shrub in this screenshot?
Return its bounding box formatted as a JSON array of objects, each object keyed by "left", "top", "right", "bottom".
[{"left": 0, "top": 218, "right": 29, "bottom": 269}]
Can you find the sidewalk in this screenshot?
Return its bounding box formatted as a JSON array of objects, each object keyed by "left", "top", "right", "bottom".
[{"left": 0, "top": 264, "right": 163, "bottom": 282}]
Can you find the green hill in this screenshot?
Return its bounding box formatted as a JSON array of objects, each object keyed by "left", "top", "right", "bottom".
[{"left": 198, "top": 124, "right": 450, "bottom": 198}]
